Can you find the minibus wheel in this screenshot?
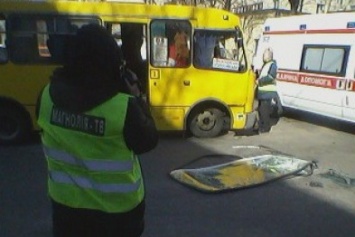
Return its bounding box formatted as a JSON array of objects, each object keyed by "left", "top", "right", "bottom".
[
  {"left": 188, "top": 107, "right": 225, "bottom": 138},
  {"left": 0, "top": 106, "right": 31, "bottom": 145}
]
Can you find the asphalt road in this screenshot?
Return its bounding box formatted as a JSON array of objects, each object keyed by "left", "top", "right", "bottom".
[{"left": 1, "top": 111, "right": 354, "bottom": 237}]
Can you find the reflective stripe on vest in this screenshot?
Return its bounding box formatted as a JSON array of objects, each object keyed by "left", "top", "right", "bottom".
[
  {"left": 259, "top": 84, "right": 276, "bottom": 92},
  {"left": 43, "top": 146, "right": 133, "bottom": 172},
  {"left": 49, "top": 170, "right": 141, "bottom": 193}
]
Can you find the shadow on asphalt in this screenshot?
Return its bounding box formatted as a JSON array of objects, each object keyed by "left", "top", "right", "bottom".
[
  {"left": 1, "top": 130, "right": 355, "bottom": 237},
  {"left": 283, "top": 108, "right": 355, "bottom": 135},
  {"left": 234, "top": 108, "right": 355, "bottom": 138}
]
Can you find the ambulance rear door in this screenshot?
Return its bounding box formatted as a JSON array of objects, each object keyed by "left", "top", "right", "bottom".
[
  {"left": 343, "top": 78, "right": 355, "bottom": 121},
  {"left": 342, "top": 45, "right": 355, "bottom": 122}
]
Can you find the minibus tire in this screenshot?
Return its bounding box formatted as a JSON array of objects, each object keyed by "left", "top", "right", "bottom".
[
  {"left": 0, "top": 106, "right": 31, "bottom": 145},
  {"left": 188, "top": 107, "right": 224, "bottom": 138}
]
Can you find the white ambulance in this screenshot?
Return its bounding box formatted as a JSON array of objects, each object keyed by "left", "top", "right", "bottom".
[{"left": 253, "top": 12, "right": 355, "bottom": 123}]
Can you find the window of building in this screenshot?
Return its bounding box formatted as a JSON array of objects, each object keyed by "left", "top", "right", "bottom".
[{"left": 316, "top": 3, "right": 325, "bottom": 13}]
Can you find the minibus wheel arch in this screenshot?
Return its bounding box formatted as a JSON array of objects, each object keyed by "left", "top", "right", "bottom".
[
  {"left": 0, "top": 98, "right": 32, "bottom": 144},
  {"left": 186, "top": 102, "right": 230, "bottom": 138}
]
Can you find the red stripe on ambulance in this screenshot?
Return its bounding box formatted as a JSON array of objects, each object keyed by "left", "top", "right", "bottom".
[
  {"left": 264, "top": 28, "right": 355, "bottom": 35},
  {"left": 276, "top": 70, "right": 355, "bottom": 91},
  {"left": 277, "top": 71, "right": 336, "bottom": 89}
]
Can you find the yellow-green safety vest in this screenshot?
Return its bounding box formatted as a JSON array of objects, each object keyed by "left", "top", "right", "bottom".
[
  {"left": 258, "top": 61, "right": 277, "bottom": 92},
  {"left": 37, "top": 85, "right": 144, "bottom": 213}
]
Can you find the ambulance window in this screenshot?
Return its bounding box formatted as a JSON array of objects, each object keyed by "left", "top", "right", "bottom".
[
  {"left": 321, "top": 48, "right": 344, "bottom": 73},
  {"left": 301, "top": 45, "right": 349, "bottom": 76}
]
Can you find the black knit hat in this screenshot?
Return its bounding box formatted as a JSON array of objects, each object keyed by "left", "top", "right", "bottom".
[{"left": 65, "top": 24, "right": 124, "bottom": 88}]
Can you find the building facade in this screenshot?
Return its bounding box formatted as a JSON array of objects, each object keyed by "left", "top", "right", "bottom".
[{"left": 233, "top": 0, "right": 355, "bottom": 14}]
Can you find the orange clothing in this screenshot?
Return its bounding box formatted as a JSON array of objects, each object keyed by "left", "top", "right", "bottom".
[{"left": 168, "top": 32, "right": 189, "bottom": 67}]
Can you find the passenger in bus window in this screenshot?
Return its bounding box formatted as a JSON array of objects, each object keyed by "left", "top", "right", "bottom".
[
  {"left": 194, "top": 32, "right": 216, "bottom": 68},
  {"left": 214, "top": 39, "right": 226, "bottom": 59},
  {"left": 168, "top": 30, "right": 189, "bottom": 67},
  {"left": 37, "top": 24, "right": 158, "bottom": 237},
  {"left": 224, "top": 36, "right": 237, "bottom": 60},
  {"left": 256, "top": 47, "right": 280, "bottom": 133}
]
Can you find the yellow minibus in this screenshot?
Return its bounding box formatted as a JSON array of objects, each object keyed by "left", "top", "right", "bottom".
[{"left": 0, "top": 0, "right": 257, "bottom": 144}]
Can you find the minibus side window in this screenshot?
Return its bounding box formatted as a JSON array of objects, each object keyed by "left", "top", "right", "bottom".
[
  {"left": 150, "top": 20, "right": 191, "bottom": 68},
  {"left": 7, "top": 14, "right": 100, "bottom": 64},
  {"left": 36, "top": 20, "right": 51, "bottom": 57},
  {"left": 7, "top": 16, "right": 38, "bottom": 63},
  {"left": 0, "top": 18, "right": 8, "bottom": 63},
  {"left": 193, "top": 30, "right": 246, "bottom": 72}
]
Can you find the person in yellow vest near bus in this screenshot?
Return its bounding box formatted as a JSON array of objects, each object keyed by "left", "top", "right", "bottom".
[
  {"left": 256, "top": 47, "right": 280, "bottom": 133},
  {"left": 37, "top": 24, "right": 159, "bottom": 237}
]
